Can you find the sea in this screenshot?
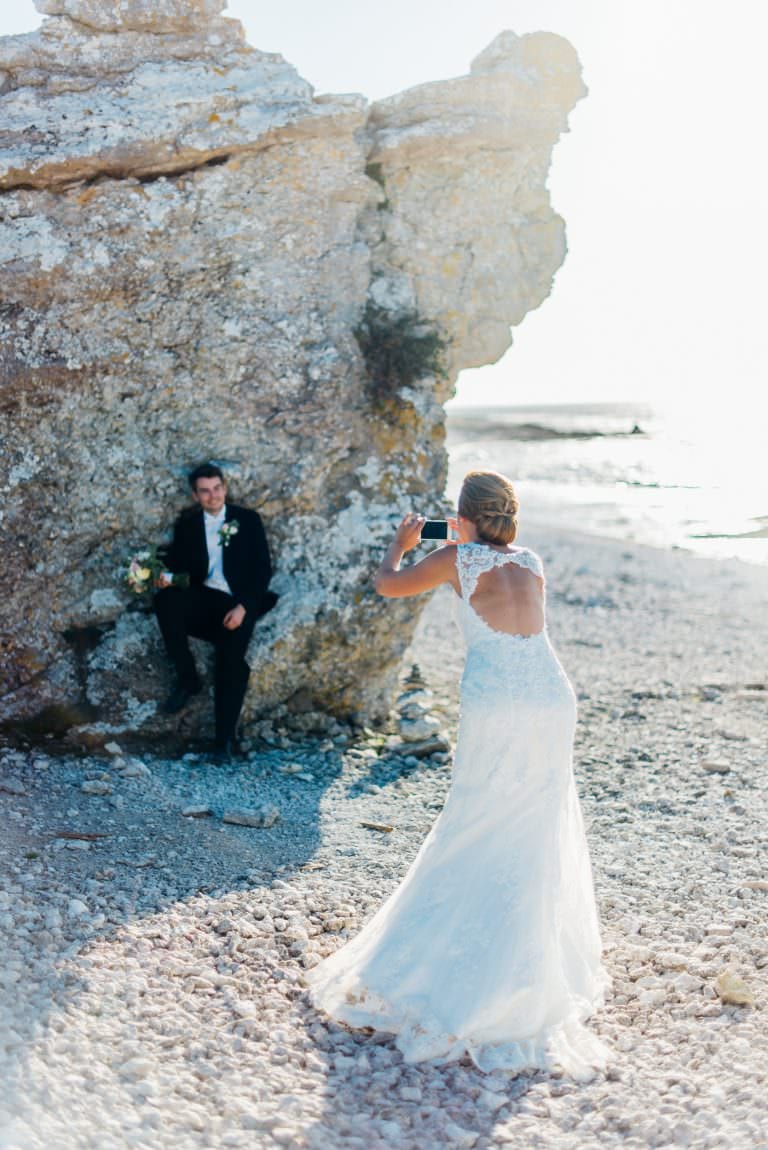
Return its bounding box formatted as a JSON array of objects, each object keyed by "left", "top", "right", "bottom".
[{"left": 445, "top": 401, "right": 768, "bottom": 568}]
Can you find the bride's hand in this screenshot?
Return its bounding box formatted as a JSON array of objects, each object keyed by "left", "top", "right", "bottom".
[
  {"left": 445, "top": 516, "right": 459, "bottom": 545},
  {"left": 394, "top": 512, "right": 426, "bottom": 552}
]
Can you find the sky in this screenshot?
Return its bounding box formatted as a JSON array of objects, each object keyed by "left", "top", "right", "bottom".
[{"left": 3, "top": 1, "right": 767, "bottom": 413}]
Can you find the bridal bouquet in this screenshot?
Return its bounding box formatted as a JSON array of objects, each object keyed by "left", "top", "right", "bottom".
[{"left": 124, "top": 547, "right": 189, "bottom": 595}]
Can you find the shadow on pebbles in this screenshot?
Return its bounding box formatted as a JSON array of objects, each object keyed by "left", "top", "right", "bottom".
[{"left": 1, "top": 530, "right": 768, "bottom": 1148}]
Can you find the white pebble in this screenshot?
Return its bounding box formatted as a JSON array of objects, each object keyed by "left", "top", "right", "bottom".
[
  {"left": 119, "top": 1057, "right": 153, "bottom": 1080},
  {"left": 222, "top": 806, "right": 280, "bottom": 828},
  {"left": 700, "top": 759, "right": 730, "bottom": 774},
  {"left": 81, "top": 779, "right": 112, "bottom": 795}
]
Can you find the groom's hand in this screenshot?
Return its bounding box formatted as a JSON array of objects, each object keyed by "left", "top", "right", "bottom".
[{"left": 223, "top": 604, "right": 246, "bottom": 630}]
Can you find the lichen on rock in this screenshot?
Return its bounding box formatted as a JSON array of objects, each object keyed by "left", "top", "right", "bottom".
[{"left": 0, "top": 1, "right": 585, "bottom": 739}]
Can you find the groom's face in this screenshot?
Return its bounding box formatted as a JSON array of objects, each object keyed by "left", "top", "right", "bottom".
[{"left": 193, "top": 476, "right": 227, "bottom": 515}]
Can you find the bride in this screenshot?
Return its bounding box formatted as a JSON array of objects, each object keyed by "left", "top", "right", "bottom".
[{"left": 306, "top": 470, "right": 610, "bottom": 1077}]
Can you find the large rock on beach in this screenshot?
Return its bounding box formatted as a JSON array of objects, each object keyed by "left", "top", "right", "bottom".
[{"left": 0, "top": 1, "right": 584, "bottom": 735}]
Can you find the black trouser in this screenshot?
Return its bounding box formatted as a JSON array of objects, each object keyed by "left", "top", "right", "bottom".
[{"left": 155, "top": 585, "right": 257, "bottom": 744}]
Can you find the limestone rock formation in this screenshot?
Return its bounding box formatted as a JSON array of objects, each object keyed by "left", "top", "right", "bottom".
[{"left": 0, "top": 0, "right": 584, "bottom": 739}]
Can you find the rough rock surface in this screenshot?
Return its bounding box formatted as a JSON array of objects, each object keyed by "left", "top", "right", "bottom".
[
  {"left": 34, "top": 0, "right": 227, "bottom": 33},
  {"left": 0, "top": 0, "right": 584, "bottom": 737}
]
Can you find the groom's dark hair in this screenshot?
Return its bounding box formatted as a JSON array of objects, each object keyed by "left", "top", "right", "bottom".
[{"left": 188, "top": 463, "right": 225, "bottom": 490}]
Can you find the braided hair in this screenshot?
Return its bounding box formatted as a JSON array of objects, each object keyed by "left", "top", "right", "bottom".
[{"left": 458, "top": 470, "right": 519, "bottom": 545}]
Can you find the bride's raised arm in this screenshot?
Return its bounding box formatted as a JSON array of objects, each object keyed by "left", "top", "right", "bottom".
[{"left": 374, "top": 513, "right": 458, "bottom": 599}]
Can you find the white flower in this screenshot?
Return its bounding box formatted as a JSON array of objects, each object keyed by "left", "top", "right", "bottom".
[{"left": 219, "top": 520, "right": 240, "bottom": 546}]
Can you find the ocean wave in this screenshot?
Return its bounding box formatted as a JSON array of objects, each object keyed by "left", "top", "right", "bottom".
[
  {"left": 619, "top": 479, "right": 700, "bottom": 491},
  {"left": 689, "top": 526, "right": 768, "bottom": 540},
  {"left": 447, "top": 418, "right": 646, "bottom": 442}
]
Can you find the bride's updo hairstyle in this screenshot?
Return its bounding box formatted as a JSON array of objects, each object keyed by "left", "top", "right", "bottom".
[{"left": 458, "top": 470, "right": 519, "bottom": 545}]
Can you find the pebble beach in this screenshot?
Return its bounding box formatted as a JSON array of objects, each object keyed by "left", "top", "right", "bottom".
[{"left": 1, "top": 526, "right": 767, "bottom": 1150}]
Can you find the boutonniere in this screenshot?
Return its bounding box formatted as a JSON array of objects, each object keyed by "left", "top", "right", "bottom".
[{"left": 219, "top": 520, "right": 240, "bottom": 547}]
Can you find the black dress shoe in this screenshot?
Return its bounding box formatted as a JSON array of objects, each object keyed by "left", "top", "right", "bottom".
[
  {"left": 211, "top": 737, "right": 240, "bottom": 764},
  {"left": 162, "top": 682, "right": 201, "bottom": 715}
]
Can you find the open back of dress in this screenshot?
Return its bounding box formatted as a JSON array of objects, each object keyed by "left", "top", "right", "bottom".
[
  {"left": 307, "top": 542, "right": 610, "bottom": 1078},
  {"left": 459, "top": 543, "right": 545, "bottom": 637}
]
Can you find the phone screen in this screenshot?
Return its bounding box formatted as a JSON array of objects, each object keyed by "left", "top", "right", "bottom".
[{"left": 421, "top": 520, "right": 449, "bottom": 540}]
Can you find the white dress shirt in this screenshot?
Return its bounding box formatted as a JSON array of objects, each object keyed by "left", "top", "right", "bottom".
[{"left": 203, "top": 507, "right": 233, "bottom": 596}]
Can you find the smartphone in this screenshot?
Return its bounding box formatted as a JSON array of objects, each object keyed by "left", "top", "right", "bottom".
[{"left": 420, "top": 519, "right": 449, "bottom": 540}]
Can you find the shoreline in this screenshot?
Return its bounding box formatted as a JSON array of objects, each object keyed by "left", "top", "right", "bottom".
[
  {"left": 444, "top": 403, "right": 768, "bottom": 571},
  {"left": 520, "top": 511, "right": 768, "bottom": 570},
  {"left": 1, "top": 525, "right": 767, "bottom": 1148}
]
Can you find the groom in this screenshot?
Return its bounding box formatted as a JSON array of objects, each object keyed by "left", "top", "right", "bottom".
[{"left": 154, "top": 464, "right": 276, "bottom": 760}]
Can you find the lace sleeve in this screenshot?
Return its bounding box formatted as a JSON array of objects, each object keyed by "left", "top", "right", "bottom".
[
  {"left": 513, "top": 549, "right": 544, "bottom": 579},
  {"left": 456, "top": 544, "right": 472, "bottom": 599},
  {"left": 456, "top": 544, "right": 491, "bottom": 599}
]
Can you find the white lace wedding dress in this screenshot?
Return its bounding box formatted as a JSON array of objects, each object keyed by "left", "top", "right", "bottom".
[{"left": 307, "top": 544, "right": 610, "bottom": 1077}]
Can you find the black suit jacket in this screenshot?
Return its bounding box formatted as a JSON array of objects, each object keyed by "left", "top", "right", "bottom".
[{"left": 162, "top": 502, "right": 276, "bottom": 619}]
